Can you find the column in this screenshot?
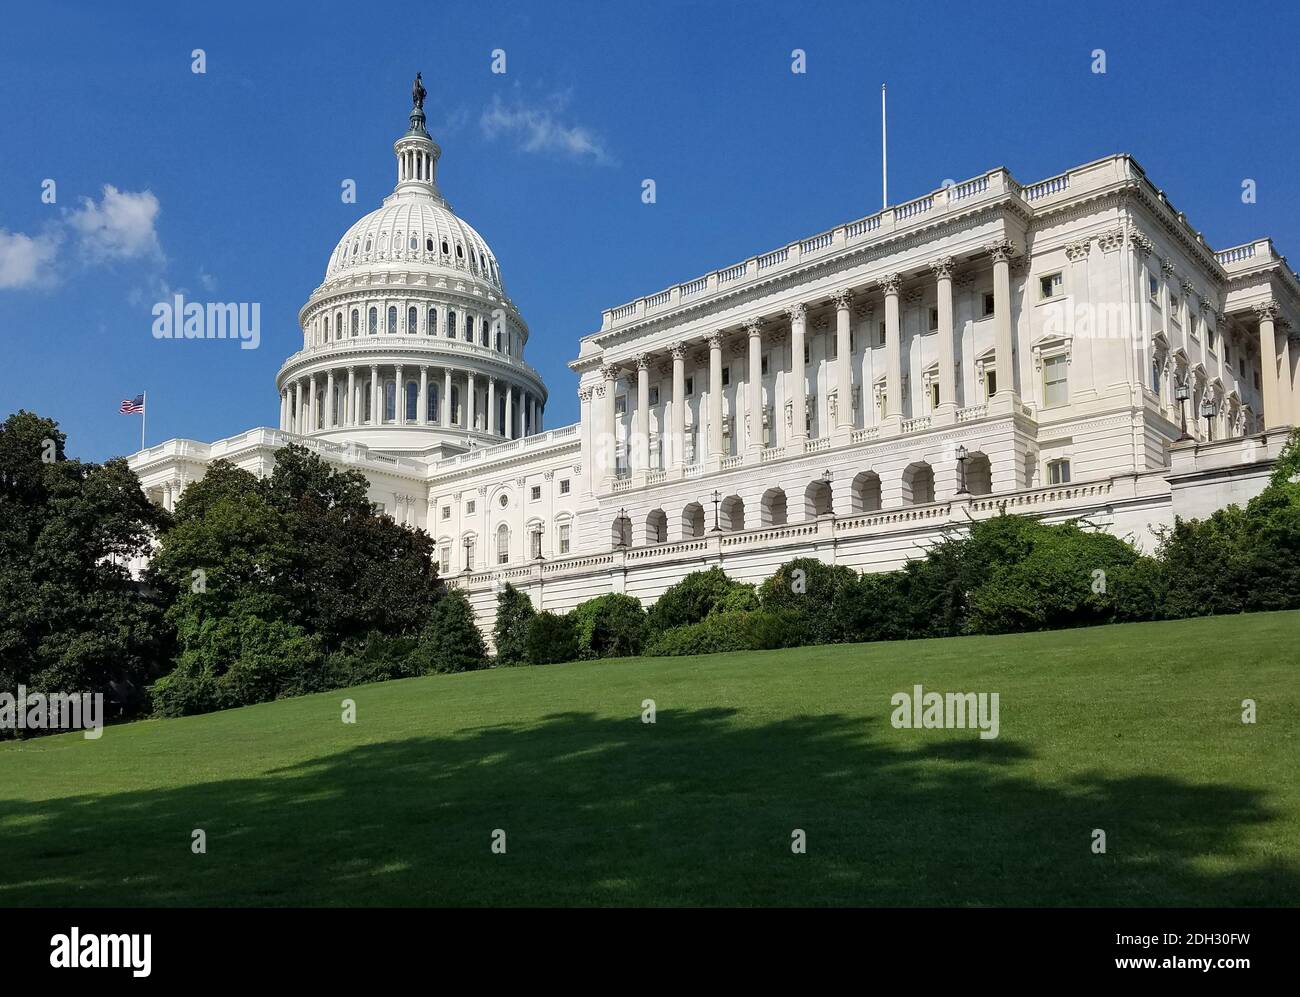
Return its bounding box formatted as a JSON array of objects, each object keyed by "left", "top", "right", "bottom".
[
  {"left": 932, "top": 257, "right": 957, "bottom": 419},
  {"left": 578, "top": 386, "right": 594, "bottom": 494},
  {"left": 833, "top": 291, "right": 853, "bottom": 430},
  {"left": 708, "top": 333, "right": 724, "bottom": 458},
  {"left": 670, "top": 343, "right": 686, "bottom": 469},
  {"left": 787, "top": 305, "right": 807, "bottom": 445},
  {"left": 487, "top": 377, "right": 497, "bottom": 435},
  {"left": 279, "top": 389, "right": 287, "bottom": 431},
  {"left": 346, "top": 367, "right": 356, "bottom": 427},
  {"left": 394, "top": 366, "right": 404, "bottom": 425},
  {"left": 601, "top": 364, "right": 617, "bottom": 482},
  {"left": 293, "top": 380, "right": 303, "bottom": 434},
  {"left": 369, "top": 365, "right": 379, "bottom": 425},
  {"left": 442, "top": 368, "right": 451, "bottom": 426},
  {"left": 418, "top": 366, "right": 428, "bottom": 426},
  {"left": 878, "top": 274, "right": 903, "bottom": 425},
  {"left": 746, "top": 320, "right": 764, "bottom": 451},
  {"left": 635, "top": 355, "right": 650, "bottom": 470},
  {"left": 467, "top": 372, "right": 476, "bottom": 431},
  {"left": 504, "top": 382, "right": 514, "bottom": 439},
  {"left": 1255, "top": 301, "right": 1282, "bottom": 428},
  {"left": 325, "top": 370, "right": 335, "bottom": 428},
  {"left": 989, "top": 239, "right": 1016, "bottom": 403}
]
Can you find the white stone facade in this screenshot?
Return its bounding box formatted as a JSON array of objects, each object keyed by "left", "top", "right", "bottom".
[{"left": 129, "top": 92, "right": 1300, "bottom": 641}]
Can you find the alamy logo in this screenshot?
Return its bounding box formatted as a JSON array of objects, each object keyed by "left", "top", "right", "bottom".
[
  {"left": 890, "top": 684, "right": 1000, "bottom": 739},
  {"left": 151, "top": 293, "right": 261, "bottom": 350},
  {"left": 0, "top": 687, "right": 103, "bottom": 739},
  {"left": 49, "top": 928, "right": 151, "bottom": 977}
]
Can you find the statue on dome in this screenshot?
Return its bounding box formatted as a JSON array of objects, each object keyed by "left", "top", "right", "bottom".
[{"left": 412, "top": 73, "right": 427, "bottom": 110}]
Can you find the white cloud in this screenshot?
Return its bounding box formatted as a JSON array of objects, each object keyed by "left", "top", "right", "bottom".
[
  {"left": 68, "top": 184, "right": 162, "bottom": 262},
  {"left": 0, "top": 229, "right": 60, "bottom": 289},
  {"left": 480, "top": 92, "right": 613, "bottom": 165}
]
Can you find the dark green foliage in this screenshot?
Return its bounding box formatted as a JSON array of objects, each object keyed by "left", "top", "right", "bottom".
[
  {"left": 758, "top": 558, "right": 860, "bottom": 644},
  {"left": 416, "top": 589, "right": 487, "bottom": 674},
  {"left": 0, "top": 411, "right": 171, "bottom": 723},
  {"left": 644, "top": 567, "right": 754, "bottom": 635},
  {"left": 647, "top": 608, "right": 811, "bottom": 656},
  {"left": 572, "top": 592, "right": 646, "bottom": 659},
  {"left": 493, "top": 583, "right": 535, "bottom": 665},
  {"left": 525, "top": 611, "right": 581, "bottom": 665}
]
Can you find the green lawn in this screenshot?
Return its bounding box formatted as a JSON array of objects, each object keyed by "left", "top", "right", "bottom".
[{"left": 1, "top": 612, "right": 1297, "bottom": 906}]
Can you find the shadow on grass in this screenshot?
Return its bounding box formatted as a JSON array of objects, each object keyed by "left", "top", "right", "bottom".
[{"left": 0, "top": 707, "right": 1293, "bottom": 906}]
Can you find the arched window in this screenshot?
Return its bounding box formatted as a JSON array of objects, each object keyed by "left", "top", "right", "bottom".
[
  {"left": 464, "top": 315, "right": 474, "bottom": 343},
  {"left": 427, "top": 308, "right": 437, "bottom": 336},
  {"left": 384, "top": 380, "right": 396, "bottom": 422},
  {"left": 368, "top": 307, "right": 377, "bottom": 335},
  {"left": 426, "top": 236, "right": 434, "bottom": 252},
  {"left": 448, "top": 311, "right": 457, "bottom": 338},
  {"left": 350, "top": 309, "right": 359, "bottom": 336},
  {"left": 387, "top": 306, "right": 397, "bottom": 334},
  {"left": 407, "top": 306, "right": 418, "bottom": 334},
  {"left": 428, "top": 383, "right": 440, "bottom": 423},
  {"left": 364, "top": 237, "right": 372, "bottom": 253},
  {"left": 335, "top": 311, "right": 343, "bottom": 340},
  {"left": 761, "top": 487, "right": 788, "bottom": 526},
  {"left": 495, "top": 332, "right": 503, "bottom": 352},
  {"left": 405, "top": 382, "right": 418, "bottom": 421},
  {"left": 456, "top": 243, "right": 464, "bottom": 259},
  {"left": 441, "top": 239, "right": 449, "bottom": 255},
  {"left": 409, "top": 235, "right": 418, "bottom": 251},
  {"left": 323, "top": 315, "right": 330, "bottom": 340},
  {"left": 903, "top": 462, "right": 935, "bottom": 505},
  {"left": 496, "top": 523, "right": 510, "bottom": 565},
  {"left": 852, "top": 471, "right": 882, "bottom": 513}
]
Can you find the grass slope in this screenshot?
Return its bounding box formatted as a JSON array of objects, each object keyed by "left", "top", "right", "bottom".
[{"left": 1, "top": 612, "right": 1297, "bottom": 906}]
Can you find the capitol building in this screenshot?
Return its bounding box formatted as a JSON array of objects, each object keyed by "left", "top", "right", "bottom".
[{"left": 130, "top": 84, "right": 1300, "bottom": 636}]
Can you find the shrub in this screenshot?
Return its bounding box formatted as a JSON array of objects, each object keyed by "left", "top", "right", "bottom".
[
  {"left": 966, "top": 522, "right": 1139, "bottom": 634},
  {"left": 647, "top": 609, "right": 810, "bottom": 656},
  {"left": 416, "top": 590, "right": 488, "bottom": 673},
  {"left": 493, "top": 583, "right": 535, "bottom": 665},
  {"left": 645, "top": 567, "right": 753, "bottom": 635},
  {"left": 572, "top": 593, "right": 647, "bottom": 659},
  {"left": 758, "top": 558, "right": 860, "bottom": 644},
  {"left": 525, "top": 611, "right": 580, "bottom": 665},
  {"left": 311, "top": 633, "right": 424, "bottom": 691}
]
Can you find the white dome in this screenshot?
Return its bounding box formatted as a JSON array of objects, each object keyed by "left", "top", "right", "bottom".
[{"left": 326, "top": 193, "right": 503, "bottom": 291}]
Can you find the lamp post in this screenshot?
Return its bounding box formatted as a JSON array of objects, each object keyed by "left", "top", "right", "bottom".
[
  {"left": 462, "top": 535, "right": 472, "bottom": 574},
  {"left": 710, "top": 489, "right": 722, "bottom": 532},
  {"left": 955, "top": 443, "right": 969, "bottom": 495},
  {"left": 1200, "top": 397, "right": 1218, "bottom": 442},
  {"left": 1174, "top": 375, "right": 1192, "bottom": 442},
  {"left": 532, "top": 523, "right": 545, "bottom": 561},
  {"left": 614, "top": 507, "right": 629, "bottom": 549}
]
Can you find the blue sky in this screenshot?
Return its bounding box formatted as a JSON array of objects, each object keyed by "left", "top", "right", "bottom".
[{"left": 2, "top": 0, "right": 1297, "bottom": 462}]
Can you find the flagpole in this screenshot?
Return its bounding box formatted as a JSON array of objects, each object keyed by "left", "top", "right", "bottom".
[
  {"left": 141, "top": 391, "right": 147, "bottom": 451},
  {"left": 881, "top": 83, "right": 888, "bottom": 211}
]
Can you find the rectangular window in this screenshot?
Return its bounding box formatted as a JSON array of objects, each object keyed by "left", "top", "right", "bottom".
[
  {"left": 438, "top": 545, "right": 450, "bottom": 574},
  {"left": 1048, "top": 459, "right": 1072, "bottom": 485},
  {"left": 929, "top": 381, "right": 940, "bottom": 409},
  {"left": 761, "top": 354, "right": 769, "bottom": 376},
  {"left": 1043, "top": 354, "right": 1069, "bottom": 407},
  {"left": 649, "top": 386, "right": 660, "bottom": 406},
  {"left": 828, "top": 337, "right": 837, "bottom": 361},
  {"left": 466, "top": 499, "right": 475, "bottom": 515},
  {"left": 558, "top": 523, "right": 571, "bottom": 554},
  {"left": 1148, "top": 273, "right": 1160, "bottom": 302},
  {"left": 985, "top": 369, "right": 998, "bottom": 398},
  {"left": 465, "top": 541, "right": 475, "bottom": 572},
  {"left": 1169, "top": 291, "right": 1181, "bottom": 323},
  {"left": 982, "top": 292, "right": 996, "bottom": 317},
  {"left": 1039, "top": 272, "right": 1064, "bottom": 299},
  {"left": 928, "top": 306, "right": 939, "bottom": 330},
  {"left": 614, "top": 395, "right": 627, "bottom": 416},
  {"left": 530, "top": 485, "right": 541, "bottom": 501},
  {"left": 559, "top": 479, "right": 570, "bottom": 495},
  {"left": 722, "top": 366, "right": 731, "bottom": 387},
  {"left": 803, "top": 344, "right": 811, "bottom": 364},
  {"left": 441, "top": 506, "right": 451, "bottom": 521},
  {"left": 685, "top": 375, "right": 695, "bottom": 396},
  {"left": 877, "top": 321, "right": 886, "bottom": 347}
]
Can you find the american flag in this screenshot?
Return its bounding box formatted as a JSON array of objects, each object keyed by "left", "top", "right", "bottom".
[{"left": 119, "top": 393, "right": 145, "bottom": 415}]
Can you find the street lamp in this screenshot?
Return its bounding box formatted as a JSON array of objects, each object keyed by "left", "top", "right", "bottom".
[
  {"left": 462, "top": 535, "right": 472, "bottom": 574},
  {"left": 614, "top": 507, "right": 629, "bottom": 549},
  {"left": 1174, "top": 375, "right": 1192, "bottom": 442},
  {"left": 955, "top": 444, "right": 969, "bottom": 495},
  {"left": 532, "top": 523, "right": 545, "bottom": 561},
  {"left": 1200, "top": 397, "right": 1218, "bottom": 442},
  {"left": 710, "top": 489, "right": 722, "bottom": 532}
]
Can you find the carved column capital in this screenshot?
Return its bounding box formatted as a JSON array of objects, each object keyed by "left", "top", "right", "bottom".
[{"left": 929, "top": 256, "right": 955, "bottom": 280}]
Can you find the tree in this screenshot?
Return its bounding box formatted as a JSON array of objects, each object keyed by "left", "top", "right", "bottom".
[
  {"left": 572, "top": 593, "right": 646, "bottom": 659},
  {"left": 493, "top": 583, "right": 535, "bottom": 665},
  {"left": 0, "top": 411, "right": 170, "bottom": 722},
  {"left": 525, "top": 611, "right": 580, "bottom": 665},
  {"left": 645, "top": 567, "right": 754, "bottom": 636},
  {"left": 417, "top": 589, "right": 487, "bottom": 673}
]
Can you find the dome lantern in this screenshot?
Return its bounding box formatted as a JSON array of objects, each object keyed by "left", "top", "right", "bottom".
[{"left": 393, "top": 72, "right": 443, "bottom": 201}]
